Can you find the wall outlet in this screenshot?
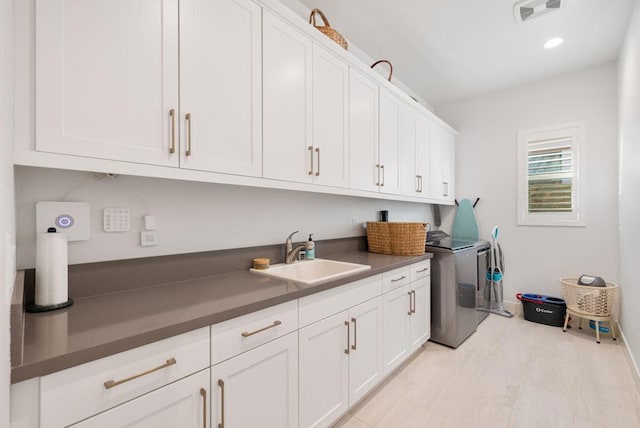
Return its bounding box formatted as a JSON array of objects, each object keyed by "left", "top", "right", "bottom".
[
  {"left": 140, "top": 231, "right": 157, "bottom": 247},
  {"left": 36, "top": 201, "right": 91, "bottom": 241}
]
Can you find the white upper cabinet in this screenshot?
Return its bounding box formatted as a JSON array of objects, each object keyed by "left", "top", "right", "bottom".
[
  {"left": 179, "top": 0, "right": 262, "bottom": 177},
  {"left": 401, "top": 105, "right": 431, "bottom": 198},
  {"left": 430, "top": 122, "right": 456, "bottom": 202},
  {"left": 311, "top": 45, "right": 350, "bottom": 188},
  {"left": 28, "top": 0, "right": 455, "bottom": 204},
  {"left": 263, "top": 23, "right": 349, "bottom": 188},
  {"left": 378, "top": 88, "right": 403, "bottom": 195},
  {"left": 415, "top": 116, "right": 431, "bottom": 198},
  {"left": 35, "top": 0, "right": 179, "bottom": 167},
  {"left": 262, "top": 11, "right": 313, "bottom": 183},
  {"left": 349, "top": 69, "right": 379, "bottom": 192}
]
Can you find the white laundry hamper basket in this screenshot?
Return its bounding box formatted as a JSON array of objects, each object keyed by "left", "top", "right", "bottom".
[{"left": 560, "top": 277, "right": 618, "bottom": 343}]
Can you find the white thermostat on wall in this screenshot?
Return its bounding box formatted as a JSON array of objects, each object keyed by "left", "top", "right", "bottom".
[{"left": 36, "top": 201, "right": 91, "bottom": 242}]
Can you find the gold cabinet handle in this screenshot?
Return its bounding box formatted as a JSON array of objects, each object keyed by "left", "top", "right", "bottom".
[
  {"left": 344, "top": 321, "right": 350, "bottom": 355},
  {"left": 308, "top": 146, "right": 314, "bottom": 175},
  {"left": 169, "top": 109, "right": 176, "bottom": 154},
  {"left": 315, "top": 147, "right": 320, "bottom": 176},
  {"left": 218, "top": 379, "right": 225, "bottom": 428},
  {"left": 351, "top": 317, "right": 357, "bottom": 351},
  {"left": 241, "top": 320, "right": 282, "bottom": 338},
  {"left": 380, "top": 164, "right": 385, "bottom": 187},
  {"left": 411, "top": 290, "right": 416, "bottom": 314},
  {"left": 185, "top": 113, "right": 192, "bottom": 156},
  {"left": 407, "top": 291, "right": 413, "bottom": 315},
  {"left": 375, "top": 164, "right": 380, "bottom": 186},
  {"left": 103, "top": 357, "right": 176, "bottom": 389},
  {"left": 200, "top": 388, "right": 207, "bottom": 428},
  {"left": 391, "top": 275, "right": 407, "bottom": 283}
]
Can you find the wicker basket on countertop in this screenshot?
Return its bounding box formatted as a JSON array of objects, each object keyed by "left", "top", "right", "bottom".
[{"left": 366, "top": 222, "right": 428, "bottom": 256}]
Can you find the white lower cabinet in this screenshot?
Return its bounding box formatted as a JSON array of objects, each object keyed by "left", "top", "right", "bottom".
[
  {"left": 299, "top": 297, "right": 383, "bottom": 428},
  {"left": 211, "top": 332, "right": 299, "bottom": 428},
  {"left": 70, "top": 369, "right": 210, "bottom": 428},
  {"left": 382, "top": 274, "right": 431, "bottom": 376},
  {"left": 15, "top": 262, "right": 431, "bottom": 428}
]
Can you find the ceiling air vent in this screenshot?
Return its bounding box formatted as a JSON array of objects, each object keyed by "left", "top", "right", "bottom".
[{"left": 514, "top": 0, "right": 565, "bottom": 24}]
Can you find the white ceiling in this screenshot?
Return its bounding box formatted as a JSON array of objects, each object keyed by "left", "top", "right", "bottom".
[{"left": 293, "top": 0, "right": 637, "bottom": 107}]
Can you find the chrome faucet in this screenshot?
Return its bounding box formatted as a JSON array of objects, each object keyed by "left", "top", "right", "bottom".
[{"left": 285, "top": 231, "right": 307, "bottom": 264}]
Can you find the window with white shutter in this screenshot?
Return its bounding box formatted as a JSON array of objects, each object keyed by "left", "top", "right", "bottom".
[{"left": 517, "top": 122, "right": 585, "bottom": 226}]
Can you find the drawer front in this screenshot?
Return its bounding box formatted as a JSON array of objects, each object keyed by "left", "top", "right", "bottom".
[
  {"left": 410, "top": 260, "right": 431, "bottom": 282},
  {"left": 40, "top": 327, "right": 210, "bottom": 428},
  {"left": 211, "top": 299, "right": 298, "bottom": 365},
  {"left": 298, "top": 275, "right": 382, "bottom": 327},
  {"left": 382, "top": 266, "right": 411, "bottom": 293}
]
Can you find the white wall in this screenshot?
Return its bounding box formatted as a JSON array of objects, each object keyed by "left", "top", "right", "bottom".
[
  {"left": 15, "top": 167, "right": 434, "bottom": 267},
  {"left": 0, "top": 0, "right": 15, "bottom": 423},
  {"left": 619, "top": 1, "right": 640, "bottom": 374},
  {"left": 436, "top": 63, "right": 619, "bottom": 303}
]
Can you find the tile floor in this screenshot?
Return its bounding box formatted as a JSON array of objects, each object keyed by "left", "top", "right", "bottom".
[{"left": 335, "top": 314, "right": 640, "bottom": 428}]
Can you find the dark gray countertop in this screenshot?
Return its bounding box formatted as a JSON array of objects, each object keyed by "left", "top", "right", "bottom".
[{"left": 11, "top": 248, "right": 432, "bottom": 383}]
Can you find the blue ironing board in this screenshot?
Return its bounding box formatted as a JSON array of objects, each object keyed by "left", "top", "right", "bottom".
[{"left": 452, "top": 198, "right": 479, "bottom": 240}]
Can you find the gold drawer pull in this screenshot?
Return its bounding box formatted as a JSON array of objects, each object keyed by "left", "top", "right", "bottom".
[
  {"left": 218, "top": 379, "right": 225, "bottom": 428},
  {"left": 169, "top": 109, "right": 176, "bottom": 154},
  {"left": 103, "top": 357, "right": 177, "bottom": 389},
  {"left": 351, "top": 317, "right": 357, "bottom": 351},
  {"left": 344, "top": 321, "right": 350, "bottom": 355},
  {"left": 185, "top": 113, "right": 192, "bottom": 156},
  {"left": 391, "top": 275, "right": 407, "bottom": 283},
  {"left": 200, "top": 388, "right": 207, "bottom": 428},
  {"left": 241, "top": 320, "right": 282, "bottom": 338}
]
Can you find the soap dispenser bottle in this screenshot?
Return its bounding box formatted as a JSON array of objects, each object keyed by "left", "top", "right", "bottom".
[{"left": 305, "top": 234, "right": 315, "bottom": 260}]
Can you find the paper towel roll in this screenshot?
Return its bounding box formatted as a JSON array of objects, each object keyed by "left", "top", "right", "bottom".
[{"left": 35, "top": 229, "right": 69, "bottom": 306}]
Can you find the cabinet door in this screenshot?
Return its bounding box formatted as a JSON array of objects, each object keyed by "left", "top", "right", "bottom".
[
  {"left": 71, "top": 370, "right": 209, "bottom": 428},
  {"left": 35, "top": 0, "right": 179, "bottom": 167},
  {"left": 430, "top": 124, "right": 456, "bottom": 202},
  {"left": 312, "top": 46, "right": 349, "bottom": 188},
  {"left": 349, "top": 69, "right": 379, "bottom": 192},
  {"left": 212, "top": 333, "right": 298, "bottom": 428},
  {"left": 382, "top": 284, "right": 412, "bottom": 376},
  {"left": 378, "top": 89, "right": 402, "bottom": 195},
  {"left": 299, "top": 311, "right": 349, "bottom": 428},
  {"left": 179, "top": 0, "right": 262, "bottom": 177},
  {"left": 348, "top": 297, "right": 383, "bottom": 406},
  {"left": 415, "top": 116, "right": 431, "bottom": 198},
  {"left": 400, "top": 106, "right": 419, "bottom": 197},
  {"left": 409, "top": 277, "right": 431, "bottom": 353},
  {"left": 263, "top": 11, "right": 313, "bottom": 183}
]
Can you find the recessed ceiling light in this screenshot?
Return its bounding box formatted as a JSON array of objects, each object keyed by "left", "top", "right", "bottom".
[{"left": 544, "top": 37, "right": 564, "bottom": 49}]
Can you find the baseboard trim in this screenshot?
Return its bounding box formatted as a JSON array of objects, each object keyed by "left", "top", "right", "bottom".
[{"left": 618, "top": 322, "right": 640, "bottom": 391}]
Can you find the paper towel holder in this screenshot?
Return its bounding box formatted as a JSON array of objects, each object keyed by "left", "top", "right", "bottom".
[
  {"left": 26, "top": 227, "right": 74, "bottom": 313},
  {"left": 25, "top": 299, "right": 73, "bottom": 313}
]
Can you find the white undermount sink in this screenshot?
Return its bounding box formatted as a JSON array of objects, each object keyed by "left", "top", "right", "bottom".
[{"left": 250, "top": 258, "right": 371, "bottom": 286}]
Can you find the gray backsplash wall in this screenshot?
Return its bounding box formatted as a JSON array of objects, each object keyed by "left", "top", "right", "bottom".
[{"left": 15, "top": 166, "right": 441, "bottom": 268}]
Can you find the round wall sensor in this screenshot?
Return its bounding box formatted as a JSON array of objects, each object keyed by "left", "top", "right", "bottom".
[{"left": 55, "top": 214, "right": 75, "bottom": 229}]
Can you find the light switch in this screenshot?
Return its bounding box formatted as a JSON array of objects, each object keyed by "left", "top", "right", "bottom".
[{"left": 143, "top": 215, "right": 157, "bottom": 231}]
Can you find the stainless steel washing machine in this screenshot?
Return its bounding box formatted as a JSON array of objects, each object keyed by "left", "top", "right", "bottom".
[{"left": 426, "top": 234, "right": 490, "bottom": 348}]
